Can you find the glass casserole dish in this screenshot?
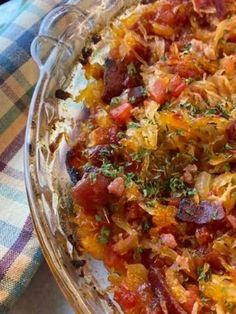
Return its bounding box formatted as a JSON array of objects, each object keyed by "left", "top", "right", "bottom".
[
  {"left": 25, "top": 0, "right": 236, "bottom": 313},
  {"left": 24, "top": 0, "right": 136, "bottom": 313}
]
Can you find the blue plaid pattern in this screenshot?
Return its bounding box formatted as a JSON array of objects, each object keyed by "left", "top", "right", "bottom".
[{"left": 0, "top": 0, "right": 60, "bottom": 312}]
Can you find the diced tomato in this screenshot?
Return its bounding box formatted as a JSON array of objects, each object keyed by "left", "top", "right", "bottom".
[
  {"left": 114, "top": 286, "right": 139, "bottom": 310},
  {"left": 168, "top": 197, "right": 180, "bottom": 207},
  {"left": 104, "top": 245, "right": 126, "bottom": 272},
  {"left": 168, "top": 74, "right": 186, "bottom": 98},
  {"left": 195, "top": 227, "right": 211, "bottom": 246},
  {"left": 72, "top": 173, "right": 110, "bottom": 213},
  {"left": 149, "top": 79, "right": 166, "bottom": 105},
  {"left": 110, "top": 103, "right": 133, "bottom": 124},
  {"left": 183, "top": 285, "right": 198, "bottom": 313}
]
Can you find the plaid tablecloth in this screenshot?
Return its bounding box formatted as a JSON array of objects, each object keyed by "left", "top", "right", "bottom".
[{"left": 0, "top": 0, "right": 60, "bottom": 312}]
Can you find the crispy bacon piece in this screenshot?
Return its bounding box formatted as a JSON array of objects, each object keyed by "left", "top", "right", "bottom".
[
  {"left": 149, "top": 266, "right": 187, "bottom": 314},
  {"left": 72, "top": 172, "right": 110, "bottom": 211},
  {"left": 177, "top": 199, "right": 225, "bottom": 224},
  {"left": 55, "top": 89, "right": 71, "bottom": 100},
  {"left": 102, "top": 59, "right": 127, "bottom": 103},
  {"left": 191, "top": 0, "right": 226, "bottom": 18}
]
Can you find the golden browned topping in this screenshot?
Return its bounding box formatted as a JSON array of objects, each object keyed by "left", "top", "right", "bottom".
[{"left": 66, "top": 0, "right": 236, "bottom": 312}]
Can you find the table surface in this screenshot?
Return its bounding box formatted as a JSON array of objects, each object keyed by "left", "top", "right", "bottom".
[{"left": 9, "top": 259, "right": 74, "bottom": 314}]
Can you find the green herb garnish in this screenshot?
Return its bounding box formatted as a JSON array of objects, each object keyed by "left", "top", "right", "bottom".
[
  {"left": 110, "top": 97, "right": 120, "bottom": 106},
  {"left": 127, "top": 63, "right": 137, "bottom": 76},
  {"left": 223, "top": 163, "right": 231, "bottom": 172},
  {"left": 182, "top": 43, "right": 192, "bottom": 54},
  {"left": 205, "top": 108, "right": 218, "bottom": 115},
  {"left": 185, "top": 77, "right": 195, "bottom": 85},
  {"left": 133, "top": 247, "right": 144, "bottom": 259},
  {"left": 131, "top": 150, "right": 149, "bottom": 161},
  {"left": 142, "top": 218, "right": 151, "bottom": 231},
  {"left": 95, "top": 214, "right": 103, "bottom": 222},
  {"left": 225, "top": 143, "right": 234, "bottom": 150},
  {"left": 88, "top": 172, "right": 97, "bottom": 183},
  {"left": 169, "top": 177, "right": 196, "bottom": 197},
  {"left": 100, "top": 162, "right": 123, "bottom": 178},
  {"left": 128, "top": 122, "right": 140, "bottom": 129},
  {"left": 180, "top": 102, "right": 200, "bottom": 115},
  {"left": 197, "top": 264, "right": 211, "bottom": 282},
  {"left": 98, "top": 226, "right": 111, "bottom": 244},
  {"left": 216, "top": 103, "right": 230, "bottom": 119}
]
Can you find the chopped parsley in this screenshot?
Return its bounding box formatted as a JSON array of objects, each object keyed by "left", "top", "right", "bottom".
[
  {"left": 162, "top": 101, "right": 171, "bottom": 110},
  {"left": 88, "top": 172, "right": 97, "bottom": 183},
  {"left": 225, "top": 301, "right": 236, "bottom": 311},
  {"left": 95, "top": 214, "right": 103, "bottom": 222},
  {"left": 197, "top": 263, "right": 211, "bottom": 282},
  {"left": 143, "top": 183, "right": 156, "bottom": 198},
  {"left": 181, "top": 43, "right": 192, "bottom": 54},
  {"left": 128, "top": 96, "right": 136, "bottom": 104},
  {"left": 131, "top": 150, "right": 149, "bottom": 161},
  {"left": 223, "top": 163, "right": 231, "bottom": 172},
  {"left": 146, "top": 199, "right": 156, "bottom": 208},
  {"left": 110, "top": 97, "right": 120, "bottom": 106},
  {"left": 205, "top": 108, "right": 218, "bottom": 115},
  {"left": 87, "top": 122, "right": 94, "bottom": 129},
  {"left": 169, "top": 177, "right": 185, "bottom": 197},
  {"left": 225, "top": 143, "right": 234, "bottom": 150},
  {"left": 180, "top": 102, "right": 201, "bottom": 115},
  {"left": 140, "top": 86, "right": 148, "bottom": 97},
  {"left": 100, "top": 162, "right": 123, "bottom": 178},
  {"left": 199, "top": 292, "right": 210, "bottom": 304},
  {"left": 127, "top": 63, "right": 137, "bottom": 76},
  {"left": 216, "top": 103, "right": 230, "bottom": 119},
  {"left": 128, "top": 122, "right": 140, "bottom": 129},
  {"left": 142, "top": 218, "right": 151, "bottom": 231},
  {"left": 185, "top": 77, "right": 195, "bottom": 85},
  {"left": 160, "top": 55, "right": 167, "bottom": 61},
  {"left": 117, "top": 131, "right": 126, "bottom": 139},
  {"left": 133, "top": 247, "right": 144, "bottom": 259},
  {"left": 99, "top": 147, "right": 111, "bottom": 158},
  {"left": 98, "top": 225, "right": 111, "bottom": 244},
  {"left": 125, "top": 172, "right": 136, "bottom": 185},
  {"left": 186, "top": 187, "right": 197, "bottom": 197},
  {"left": 169, "top": 177, "right": 196, "bottom": 198}
]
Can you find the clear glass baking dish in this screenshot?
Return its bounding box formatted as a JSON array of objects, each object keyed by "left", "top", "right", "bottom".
[{"left": 24, "top": 0, "right": 136, "bottom": 313}]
